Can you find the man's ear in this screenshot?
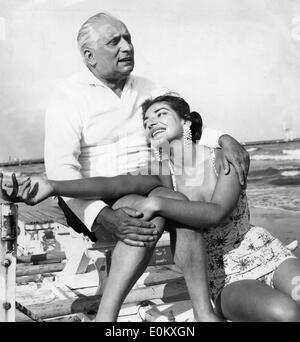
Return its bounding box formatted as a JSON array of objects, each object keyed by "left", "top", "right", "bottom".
[{"left": 83, "top": 48, "right": 96, "bottom": 67}]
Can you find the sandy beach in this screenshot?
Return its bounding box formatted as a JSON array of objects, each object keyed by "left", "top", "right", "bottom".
[{"left": 251, "top": 207, "right": 300, "bottom": 258}]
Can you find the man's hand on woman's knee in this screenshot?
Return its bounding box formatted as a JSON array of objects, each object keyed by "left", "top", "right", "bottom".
[
  {"left": 94, "top": 206, "right": 159, "bottom": 247},
  {"left": 134, "top": 196, "right": 162, "bottom": 221}
]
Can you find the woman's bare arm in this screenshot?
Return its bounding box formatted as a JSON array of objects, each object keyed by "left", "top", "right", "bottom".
[{"left": 154, "top": 152, "right": 242, "bottom": 229}]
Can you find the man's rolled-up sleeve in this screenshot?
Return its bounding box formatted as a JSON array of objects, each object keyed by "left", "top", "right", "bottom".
[
  {"left": 64, "top": 198, "right": 108, "bottom": 231},
  {"left": 44, "top": 88, "right": 107, "bottom": 230}
]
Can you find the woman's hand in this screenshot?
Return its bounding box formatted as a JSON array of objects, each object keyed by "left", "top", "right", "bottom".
[{"left": 0, "top": 173, "right": 54, "bottom": 205}]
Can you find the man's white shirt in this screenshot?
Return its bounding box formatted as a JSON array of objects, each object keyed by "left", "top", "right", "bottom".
[{"left": 45, "top": 66, "right": 224, "bottom": 230}]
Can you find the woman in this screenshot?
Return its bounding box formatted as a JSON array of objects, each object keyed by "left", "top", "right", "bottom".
[
  {"left": 2, "top": 94, "right": 300, "bottom": 321},
  {"left": 140, "top": 94, "right": 300, "bottom": 321}
]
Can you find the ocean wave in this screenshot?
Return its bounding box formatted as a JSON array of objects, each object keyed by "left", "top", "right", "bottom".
[
  {"left": 251, "top": 154, "right": 300, "bottom": 161},
  {"left": 281, "top": 171, "right": 300, "bottom": 177},
  {"left": 246, "top": 147, "right": 258, "bottom": 152},
  {"left": 283, "top": 149, "right": 300, "bottom": 155},
  {"left": 249, "top": 167, "right": 280, "bottom": 178},
  {"left": 249, "top": 204, "right": 300, "bottom": 212}
]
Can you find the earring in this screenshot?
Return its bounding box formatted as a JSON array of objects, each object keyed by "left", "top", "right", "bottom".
[
  {"left": 153, "top": 147, "right": 162, "bottom": 162},
  {"left": 183, "top": 123, "right": 192, "bottom": 146}
]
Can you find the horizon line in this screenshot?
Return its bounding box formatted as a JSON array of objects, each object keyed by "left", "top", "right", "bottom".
[{"left": 1, "top": 137, "right": 299, "bottom": 167}]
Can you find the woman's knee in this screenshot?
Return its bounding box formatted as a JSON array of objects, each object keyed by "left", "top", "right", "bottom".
[
  {"left": 112, "top": 194, "right": 166, "bottom": 236},
  {"left": 267, "top": 297, "right": 300, "bottom": 322},
  {"left": 112, "top": 194, "right": 146, "bottom": 210}
]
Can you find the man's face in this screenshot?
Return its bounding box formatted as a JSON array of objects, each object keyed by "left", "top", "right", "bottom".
[{"left": 92, "top": 19, "right": 134, "bottom": 81}]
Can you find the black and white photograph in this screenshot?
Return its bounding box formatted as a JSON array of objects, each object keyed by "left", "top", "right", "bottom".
[{"left": 1, "top": 0, "right": 300, "bottom": 325}]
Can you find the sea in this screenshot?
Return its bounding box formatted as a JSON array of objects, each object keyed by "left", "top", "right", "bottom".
[
  {"left": 1, "top": 140, "right": 300, "bottom": 213},
  {"left": 246, "top": 140, "right": 300, "bottom": 212}
]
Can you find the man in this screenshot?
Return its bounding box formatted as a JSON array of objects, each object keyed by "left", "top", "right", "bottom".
[{"left": 44, "top": 12, "right": 249, "bottom": 321}]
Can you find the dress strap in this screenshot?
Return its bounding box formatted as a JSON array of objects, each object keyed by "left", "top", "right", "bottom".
[{"left": 210, "top": 148, "right": 219, "bottom": 177}]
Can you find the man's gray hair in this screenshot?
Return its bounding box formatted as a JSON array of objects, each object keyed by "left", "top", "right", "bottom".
[{"left": 77, "top": 12, "right": 117, "bottom": 56}]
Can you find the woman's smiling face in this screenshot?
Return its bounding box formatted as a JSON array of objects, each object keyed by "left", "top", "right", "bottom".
[{"left": 143, "top": 101, "right": 184, "bottom": 144}]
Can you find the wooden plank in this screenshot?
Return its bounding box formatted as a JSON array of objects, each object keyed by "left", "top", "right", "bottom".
[
  {"left": 16, "top": 274, "right": 42, "bottom": 284},
  {"left": 16, "top": 280, "right": 80, "bottom": 302},
  {"left": 34, "top": 259, "right": 63, "bottom": 265},
  {"left": 42, "top": 278, "right": 70, "bottom": 300},
  {"left": 16, "top": 288, "right": 56, "bottom": 306},
  {"left": 16, "top": 263, "right": 65, "bottom": 277},
  {"left": 33, "top": 212, "right": 55, "bottom": 223},
  {"left": 44, "top": 314, "right": 83, "bottom": 322},
  {"left": 20, "top": 206, "right": 50, "bottom": 222},
  {"left": 17, "top": 251, "right": 66, "bottom": 264},
  {"left": 134, "top": 264, "right": 182, "bottom": 288},
  {"left": 60, "top": 264, "right": 182, "bottom": 290},
  {"left": 15, "top": 279, "right": 188, "bottom": 320},
  {"left": 25, "top": 210, "right": 51, "bottom": 223},
  {"left": 18, "top": 212, "right": 36, "bottom": 223},
  {"left": 58, "top": 270, "right": 99, "bottom": 290},
  {"left": 61, "top": 264, "right": 181, "bottom": 291}
]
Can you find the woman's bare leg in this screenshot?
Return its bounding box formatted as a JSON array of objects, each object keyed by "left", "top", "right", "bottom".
[
  {"left": 171, "top": 227, "right": 221, "bottom": 321},
  {"left": 95, "top": 194, "right": 165, "bottom": 322},
  {"left": 149, "top": 187, "right": 221, "bottom": 322},
  {"left": 217, "top": 279, "right": 300, "bottom": 322},
  {"left": 273, "top": 257, "right": 300, "bottom": 306}
]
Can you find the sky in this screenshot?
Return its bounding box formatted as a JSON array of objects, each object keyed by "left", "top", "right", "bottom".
[{"left": 0, "top": 0, "right": 300, "bottom": 161}]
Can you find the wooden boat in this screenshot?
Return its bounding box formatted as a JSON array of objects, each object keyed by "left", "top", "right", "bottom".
[{"left": 1, "top": 198, "right": 299, "bottom": 322}]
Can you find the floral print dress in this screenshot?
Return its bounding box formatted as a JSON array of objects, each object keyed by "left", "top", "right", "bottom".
[
  {"left": 202, "top": 149, "right": 297, "bottom": 301},
  {"left": 172, "top": 149, "right": 297, "bottom": 302}
]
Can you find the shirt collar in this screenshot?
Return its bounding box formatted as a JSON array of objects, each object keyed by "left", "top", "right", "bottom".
[{"left": 76, "top": 65, "right": 133, "bottom": 90}]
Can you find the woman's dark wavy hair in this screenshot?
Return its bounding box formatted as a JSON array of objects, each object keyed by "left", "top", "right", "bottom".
[{"left": 141, "top": 93, "right": 203, "bottom": 143}]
